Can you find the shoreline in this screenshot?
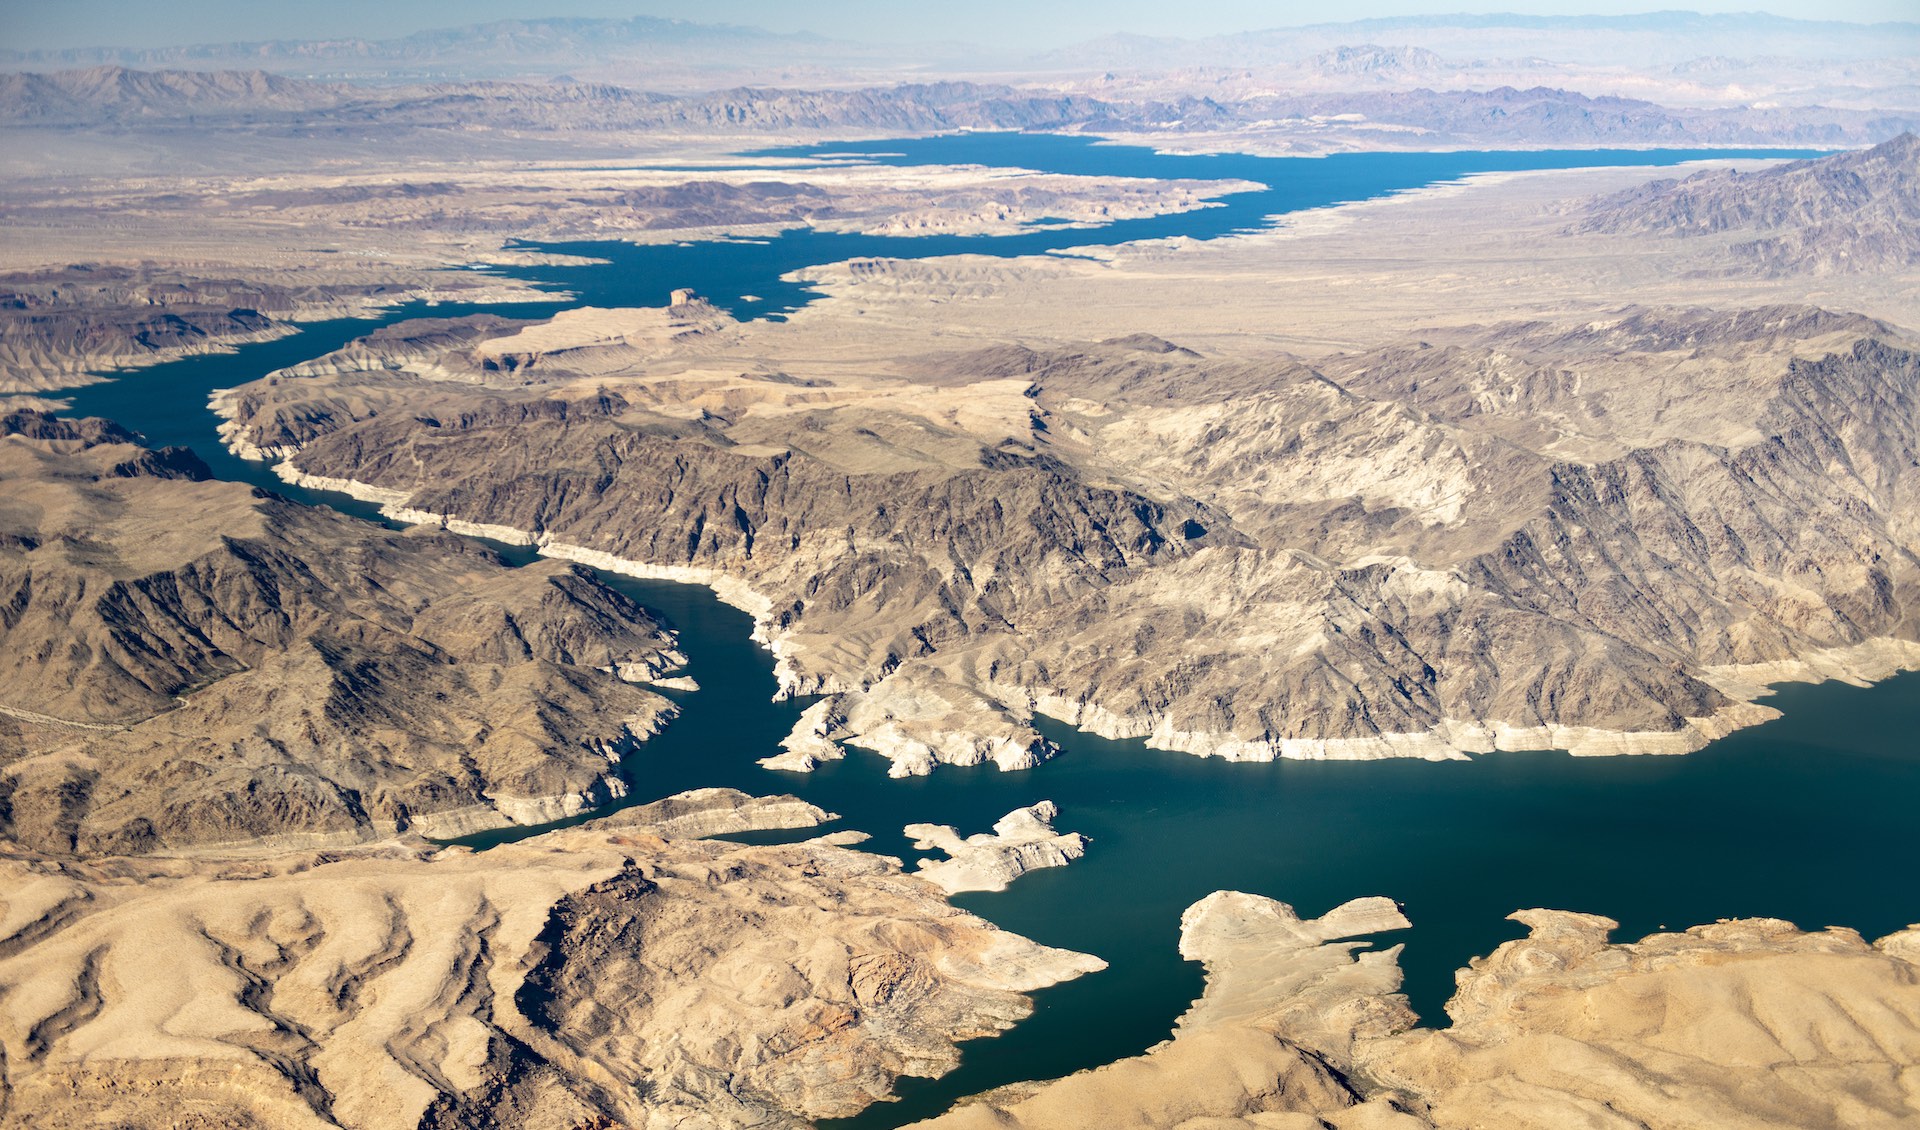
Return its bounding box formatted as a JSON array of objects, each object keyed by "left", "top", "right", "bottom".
[{"left": 250, "top": 454, "right": 1920, "bottom": 774}]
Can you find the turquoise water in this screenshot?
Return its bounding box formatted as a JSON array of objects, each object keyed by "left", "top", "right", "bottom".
[
  {"left": 449, "top": 565, "right": 1919, "bottom": 1129},
  {"left": 43, "top": 134, "right": 1915, "bottom": 1127}
]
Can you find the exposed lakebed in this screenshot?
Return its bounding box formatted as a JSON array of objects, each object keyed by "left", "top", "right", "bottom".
[{"left": 49, "top": 134, "right": 1916, "bottom": 1128}]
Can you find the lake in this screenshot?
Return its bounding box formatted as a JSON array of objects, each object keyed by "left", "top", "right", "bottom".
[{"left": 47, "top": 133, "right": 1914, "bottom": 1128}]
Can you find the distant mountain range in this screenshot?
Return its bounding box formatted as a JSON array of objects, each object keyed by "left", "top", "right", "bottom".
[
  {"left": 1041, "top": 12, "right": 1920, "bottom": 70},
  {"left": 4, "top": 65, "right": 1916, "bottom": 152},
  {"left": 0, "top": 16, "right": 938, "bottom": 88},
  {"left": 4, "top": 12, "right": 1917, "bottom": 90}
]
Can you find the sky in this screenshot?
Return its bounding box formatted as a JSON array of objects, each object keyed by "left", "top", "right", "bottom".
[{"left": 2, "top": 0, "right": 1915, "bottom": 52}]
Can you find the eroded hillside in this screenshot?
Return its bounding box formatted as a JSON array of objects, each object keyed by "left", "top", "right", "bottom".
[
  {"left": 212, "top": 299, "right": 1920, "bottom": 775},
  {"left": 0, "top": 411, "right": 688, "bottom": 851}
]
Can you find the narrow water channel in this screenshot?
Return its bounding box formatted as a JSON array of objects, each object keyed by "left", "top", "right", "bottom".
[{"left": 42, "top": 134, "right": 1916, "bottom": 1128}]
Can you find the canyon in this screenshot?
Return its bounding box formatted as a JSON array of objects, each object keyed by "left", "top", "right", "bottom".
[{"left": 2, "top": 17, "right": 1917, "bottom": 1126}]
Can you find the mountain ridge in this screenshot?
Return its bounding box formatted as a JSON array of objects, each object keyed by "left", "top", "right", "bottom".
[
  {"left": 4, "top": 65, "right": 1913, "bottom": 148},
  {"left": 1579, "top": 131, "right": 1920, "bottom": 273}
]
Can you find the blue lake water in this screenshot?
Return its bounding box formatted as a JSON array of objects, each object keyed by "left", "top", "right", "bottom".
[
  {"left": 495, "top": 135, "right": 1828, "bottom": 317},
  {"left": 45, "top": 133, "right": 1915, "bottom": 1128}
]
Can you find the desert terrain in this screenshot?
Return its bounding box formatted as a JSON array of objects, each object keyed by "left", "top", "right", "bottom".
[{"left": 2, "top": 10, "right": 1918, "bottom": 1128}]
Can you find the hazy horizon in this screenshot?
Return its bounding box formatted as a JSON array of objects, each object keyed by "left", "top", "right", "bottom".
[{"left": 4, "top": 1, "right": 1916, "bottom": 54}]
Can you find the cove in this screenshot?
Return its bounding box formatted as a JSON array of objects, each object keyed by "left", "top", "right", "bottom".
[{"left": 40, "top": 133, "right": 1914, "bottom": 1128}]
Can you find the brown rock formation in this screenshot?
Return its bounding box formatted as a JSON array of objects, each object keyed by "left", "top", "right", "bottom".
[
  {"left": 215, "top": 301, "right": 1920, "bottom": 769},
  {"left": 1579, "top": 133, "right": 1920, "bottom": 275},
  {"left": 0, "top": 411, "right": 684, "bottom": 852}
]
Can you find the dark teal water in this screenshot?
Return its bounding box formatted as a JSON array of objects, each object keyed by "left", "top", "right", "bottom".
[
  {"left": 509, "top": 577, "right": 1920, "bottom": 1130},
  {"left": 42, "top": 133, "right": 1913, "bottom": 1128},
  {"left": 57, "top": 298, "right": 565, "bottom": 523}
]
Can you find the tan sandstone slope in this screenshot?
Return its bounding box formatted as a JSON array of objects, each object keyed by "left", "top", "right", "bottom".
[
  {"left": 918, "top": 893, "right": 1920, "bottom": 1130},
  {"left": 0, "top": 788, "right": 1104, "bottom": 1130}
]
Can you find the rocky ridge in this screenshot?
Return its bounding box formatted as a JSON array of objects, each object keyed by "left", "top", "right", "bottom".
[
  {"left": 0, "top": 411, "right": 689, "bottom": 853},
  {"left": 1579, "top": 132, "right": 1920, "bottom": 275},
  {"left": 213, "top": 301, "right": 1920, "bottom": 774},
  {"left": 5, "top": 66, "right": 1915, "bottom": 150}
]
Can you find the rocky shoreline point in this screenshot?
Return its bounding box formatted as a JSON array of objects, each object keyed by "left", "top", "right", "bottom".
[{"left": 918, "top": 893, "right": 1920, "bottom": 1129}]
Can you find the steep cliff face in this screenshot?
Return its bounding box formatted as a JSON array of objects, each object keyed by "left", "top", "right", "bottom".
[
  {"left": 0, "top": 790, "right": 1104, "bottom": 1130},
  {"left": 0, "top": 411, "right": 686, "bottom": 852},
  {"left": 215, "top": 302, "right": 1920, "bottom": 769}
]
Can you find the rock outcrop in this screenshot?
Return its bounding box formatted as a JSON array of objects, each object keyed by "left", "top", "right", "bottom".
[
  {"left": 0, "top": 266, "right": 540, "bottom": 394},
  {"left": 917, "top": 894, "right": 1920, "bottom": 1129},
  {"left": 0, "top": 411, "right": 685, "bottom": 852},
  {"left": 0, "top": 788, "right": 1105, "bottom": 1129}
]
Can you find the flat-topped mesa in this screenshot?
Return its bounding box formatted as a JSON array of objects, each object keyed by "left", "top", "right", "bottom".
[
  {"left": 256, "top": 299, "right": 744, "bottom": 391},
  {"left": 470, "top": 299, "right": 737, "bottom": 377}
]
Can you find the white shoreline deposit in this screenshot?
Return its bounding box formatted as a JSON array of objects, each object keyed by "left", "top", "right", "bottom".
[
  {"left": 907, "top": 802, "right": 1088, "bottom": 895},
  {"left": 247, "top": 454, "right": 1920, "bottom": 772}
]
